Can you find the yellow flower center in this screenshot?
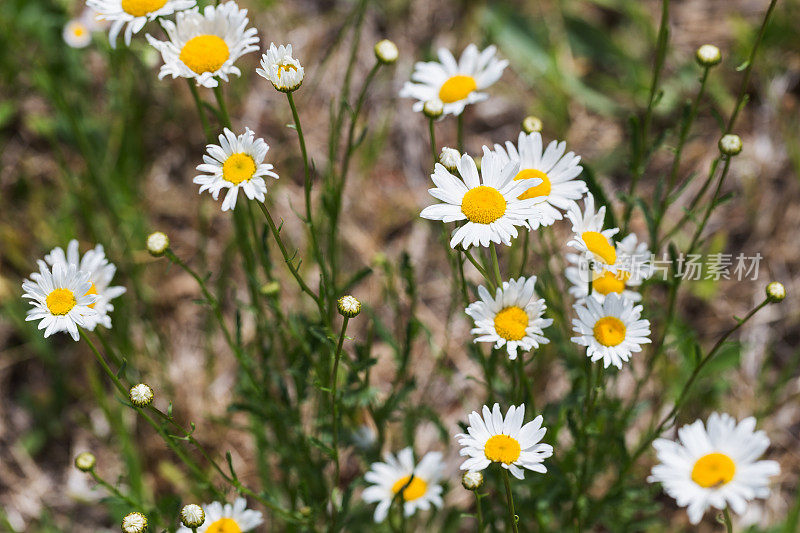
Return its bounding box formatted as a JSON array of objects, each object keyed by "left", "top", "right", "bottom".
[
  {"left": 439, "top": 75, "right": 477, "bottom": 104},
  {"left": 391, "top": 475, "right": 428, "bottom": 502},
  {"left": 277, "top": 63, "right": 297, "bottom": 79},
  {"left": 592, "top": 316, "right": 626, "bottom": 347},
  {"left": 514, "top": 168, "right": 551, "bottom": 199},
  {"left": 120, "top": 0, "right": 168, "bottom": 17},
  {"left": 581, "top": 231, "right": 617, "bottom": 265},
  {"left": 461, "top": 186, "right": 506, "bottom": 224},
  {"left": 85, "top": 282, "right": 98, "bottom": 309},
  {"left": 179, "top": 35, "right": 230, "bottom": 75},
  {"left": 73, "top": 25, "right": 87, "bottom": 37},
  {"left": 484, "top": 434, "right": 521, "bottom": 465},
  {"left": 592, "top": 270, "right": 629, "bottom": 296},
  {"left": 691, "top": 453, "right": 736, "bottom": 488},
  {"left": 46, "top": 288, "right": 77, "bottom": 316},
  {"left": 222, "top": 153, "right": 257, "bottom": 185},
  {"left": 493, "top": 306, "right": 529, "bottom": 341},
  {"left": 205, "top": 518, "right": 242, "bottom": 533}
]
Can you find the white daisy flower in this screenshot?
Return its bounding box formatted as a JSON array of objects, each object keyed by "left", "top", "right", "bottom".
[
  {"left": 615, "top": 233, "right": 652, "bottom": 284},
  {"left": 399, "top": 44, "right": 508, "bottom": 117},
  {"left": 63, "top": 19, "right": 93, "bottom": 49},
  {"left": 256, "top": 43, "right": 304, "bottom": 92},
  {"left": 420, "top": 148, "right": 545, "bottom": 249},
  {"left": 22, "top": 261, "right": 98, "bottom": 341},
  {"left": 456, "top": 403, "right": 553, "bottom": 480},
  {"left": 570, "top": 293, "right": 651, "bottom": 369},
  {"left": 194, "top": 127, "right": 278, "bottom": 211},
  {"left": 648, "top": 413, "right": 780, "bottom": 525},
  {"left": 362, "top": 448, "right": 444, "bottom": 523},
  {"left": 86, "top": 0, "right": 195, "bottom": 48},
  {"left": 565, "top": 256, "right": 641, "bottom": 304},
  {"left": 145, "top": 1, "right": 259, "bottom": 88},
  {"left": 465, "top": 276, "right": 553, "bottom": 360},
  {"left": 490, "top": 132, "right": 587, "bottom": 229},
  {"left": 566, "top": 193, "right": 619, "bottom": 270},
  {"left": 45, "top": 240, "right": 126, "bottom": 331},
  {"left": 177, "top": 498, "right": 263, "bottom": 533}
]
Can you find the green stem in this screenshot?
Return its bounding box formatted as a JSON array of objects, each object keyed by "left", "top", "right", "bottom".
[
  {"left": 463, "top": 249, "right": 495, "bottom": 290},
  {"left": 502, "top": 469, "right": 519, "bottom": 533},
  {"left": 187, "top": 80, "right": 214, "bottom": 143},
  {"left": 457, "top": 113, "right": 465, "bottom": 153},
  {"left": 686, "top": 157, "right": 732, "bottom": 255},
  {"left": 723, "top": 508, "right": 734, "bottom": 533},
  {"left": 474, "top": 491, "right": 485, "bottom": 533},
  {"left": 428, "top": 117, "right": 438, "bottom": 165},
  {"left": 212, "top": 84, "right": 232, "bottom": 129},
  {"left": 89, "top": 470, "right": 142, "bottom": 509},
  {"left": 330, "top": 315, "right": 350, "bottom": 526},
  {"left": 490, "top": 243, "right": 502, "bottom": 285}
]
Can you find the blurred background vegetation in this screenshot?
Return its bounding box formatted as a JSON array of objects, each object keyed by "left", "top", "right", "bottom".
[{"left": 1, "top": 0, "right": 799, "bottom": 531}]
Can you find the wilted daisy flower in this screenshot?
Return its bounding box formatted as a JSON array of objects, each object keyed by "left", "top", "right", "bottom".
[
  {"left": 45, "top": 240, "right": 126, "bottom": 331},
  {"left": 194, "top": 127, "right": 278, "bottom": 211},
  {"left": 566, "top": 193, "right": 619, "bottom": 270},
  {"left": 400, "top": 44, "right": 508, "bottom": 117},
  {"left": 362, "top": 448, "right": 444, "bottom": 523},
  {"left": 420, "top": 148, "right": 545, "bottom": 248},
  {"left": 63, "top": 19, "right": 93, "bottom": 48},
  {"left": 146, "top": 1, "right": 259, "bottom": 88},
  {"left": 256, "top": 43, "right": 304, "bottom": 92},
  {"left": 22, "top": 261, "right": 98, "bottom": 341},
  {"left": 177, "top": 498, "right": 262, "bottom": 533},
  {"left": 466, "top": 276, "right": 552, "bottom": 360},
  {"left": 86, "top": 0, "right": 195, "bottom": 47},
  {"left": 570, "top": 293, "right": 651, "bottom": 369},
  {"left": 456, "top": 403, "right": 552, "bottom": 480},
  {"left": 648, "top": 413, "right": 780, "bottom": 525},
  {"left": 491, "top": 132, "right": 587, "bottom": 229}
]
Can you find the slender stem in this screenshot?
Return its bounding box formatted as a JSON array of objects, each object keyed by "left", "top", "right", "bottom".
[
  {"left": 89, "top": 470, "right": 142, "bottom": 509},
  {"left": 463, "top": 249, "right": 495, "bottom": 290},
  {"left": 456, "top": 113, "right": 465, "bottom": 153},
  {"left": 212, "top": 84, "right": 232, "bottom": 129},
  {"left": 474, "top": 491, "right": 485, "bottom": 533},
  {"left": 517, "top": 231, "right": 530, "bottom": 277},
  {"left": 330, "top": 316, "right": 350, "bottom": 510},
  {"left": 502, "top": 469, "right": 519, "bottom": 533},
  {"left": 81, "top": 330, "right": 127, "bottom": 396},
  {"left": 490, "top": 243, "right": 502, "bottom": 285},
  {"left": 428, "top": 117, "right": 438, "bottom": 165},
  {"left": 187, "top": 80, "right": 213, "bottom": 143},
  {"left": 687, "top": 157, "right": 732, "bottom": 255},
  {"left": 665, "top": 68, "right": 710, "bottom": 193},
  {"left": 723, "top": 508, "right": 734, "bottom": 533}
]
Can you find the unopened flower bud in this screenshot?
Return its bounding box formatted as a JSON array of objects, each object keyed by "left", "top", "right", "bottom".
[
  {"left": 146, "top": 232, "right": 169, "bottom": 257},
  {"left": 439, "top": 147, "right": 460, "bottom": 172},
  {"left": 521, "top": 115, "right": 543, "bottom": 134},
  {"left": 74, "top": 452, "right": 96, "bottom": 472},
  {"left": 129, "top": 384, "right": 154, "bottom": 407},
  {"left": 337, "top": 295, "right": 361, "bottom": 318},
  {"left": 423, "top": 99, "right": 444, "bottom": 119},
  {"left": 122, "top": 512, "right": 147, "bottom": 533},
  {"left": 374, "top": 39, "right": 398, "bottom": 65},
  {"left": 462, "top": 471, "right": 484, "bottom": 490},
  {"left": 696, "top": 44, "right": 722, "bottom": 67},
  {"left": 180, "top": 504, "right": 205, "bottom": 528},
  {"left": 766, "top": 281, "right": 785, "bottom": 303},
  {"left": 718, "top": 134, "right": 742, "bottom": 156}
]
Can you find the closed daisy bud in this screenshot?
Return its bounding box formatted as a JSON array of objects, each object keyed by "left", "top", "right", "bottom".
[
  {"left": 695, "top": 44, "right": 722, "bottom": 67},
  {"left": 718, "top": 134, "right": 742, "bottom": 156},
  {"left": 461, "top": 471, "right": 483, "bottom": 490},
  {"left": 146, "top": 232, "right": 169, "bottom": 256},
  {"left": 766, "top": 281, "right": 785, "bottom": 303},
  {"left": 122, "top": 512, "right": 147, "bottom": 533},
  {"left": 422, "top": 99, "right": 444, "bottom": 119},
  {"left": 374, "top": 39, "right": 398, "bottom": 65},
  {"left": 74, "top": 452, "right": 96, "bottom": 472},
  {"left": 337, "top": 295, "right": 361, "bottom": 318},
  {"left": 129, "top": 384, "right": 154, "bottom": 407},
  {"left": 180, "top": 504, "right": 205, "bottom": 528},
  {"left": 439, "top": 147, "right": 460, "bottom": 172},
  {"left": 521, "top": 115, "right": 543, "bottom": 134},
  {"left": 63, "top": 19, "right": 92, "bottom": 49}
]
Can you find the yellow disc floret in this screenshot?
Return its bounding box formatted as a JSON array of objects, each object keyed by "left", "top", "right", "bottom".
[
  {"left": 691, "top": 453, "right": 736, "bottom": 488},
  {"left": 439, "top": 75, "right": 477, "bottom": 104},
  {"left": 46, "top": 288, "right": 77, "bottom": 316},
  {"left": 391, "top": 475, "right": 428, "bottom": 502},
  {"left": 222, "top": 153, "right": 257, "bottom": 185},
  {"left": 121, "top": 0, "right": 168, "bottom": 17},
  {"left": 592, "top": 271, "right": 629, "bottom": 296},
  {"left": 461, "top": 186, "right": 507, "bottom": 224},
  {"left": 592, "top": 316, "right": 626, "bottom": 347},
  {"left": 484, "top": 435, "right": 521, "bottom": 465},
  {"left": 581, "top": 231, "right": 617, "bottom": 265},
  {"left": 85, "top": 282, "right": 98, "bottom": 309},
  {"left": 493, "top": 306, "right": 529, "bottom": 341},
  {"left": 205, "top": 518, "right": 242, "bottom": 533},
  {"left": 515, "top": 169, "right": 551, "bottom": 200},
  {"left": 179, "top": 35, "right": 230, "bottom": 75}
]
